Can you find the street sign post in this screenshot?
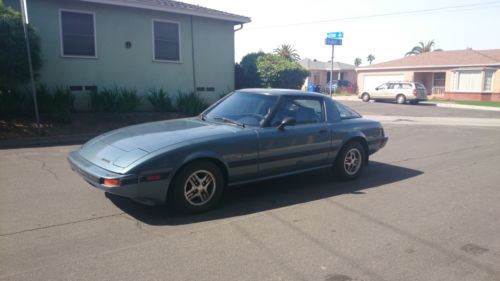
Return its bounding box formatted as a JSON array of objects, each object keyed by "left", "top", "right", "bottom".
[{"left": 326, "top": 32, "right": 343, "bottom": 96}]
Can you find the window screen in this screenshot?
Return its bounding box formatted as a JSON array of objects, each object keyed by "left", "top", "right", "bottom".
[
  {"left": 60, "top": 11, "right": 95, "bottom": 57},
  {"left": 153, "top": 21, "right": 180, "bottom": 61}
]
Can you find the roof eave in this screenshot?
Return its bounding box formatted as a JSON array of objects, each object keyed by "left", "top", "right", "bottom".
[{"left": 79, "top": 0, "right": 251, "bottom": 24}]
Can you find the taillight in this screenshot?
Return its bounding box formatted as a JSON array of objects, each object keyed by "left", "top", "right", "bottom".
[{"left": 413, "top": 89, "right": 417, "bottom": 96}]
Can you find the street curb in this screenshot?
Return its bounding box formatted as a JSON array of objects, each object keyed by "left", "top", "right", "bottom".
[
  {"left": 425, "top": 102, "right": 500, "bottom": 112},
  {"left": 0, "top": 134, "right": 95, "bottom": 149}
]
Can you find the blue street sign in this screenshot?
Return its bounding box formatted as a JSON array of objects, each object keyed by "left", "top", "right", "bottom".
[
  {"left": 325, "top": 38, "right": 342, "bottom": 45},
  {"left": 327, "top": 32, "right": 343, "bottom": 39}
]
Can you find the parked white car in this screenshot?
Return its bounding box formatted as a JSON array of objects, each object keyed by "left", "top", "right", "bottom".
[{"left": 359, "top": 81, "right": 428, "bottom": 104}]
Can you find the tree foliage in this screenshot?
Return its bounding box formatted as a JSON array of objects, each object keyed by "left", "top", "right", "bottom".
[
  {"left": 405, "top": 40, "right": 442, "bottom": 56},
  {"left": 354, "top": 57, "right": 362, "bottom": 67},
  {"left": 367, "top": 54, "right": 375, "bottom": 65},
  {"left": 235, "top": 52, "right": 265, "bottom": 89},
  {"left": 273, "top": 44, "right": 300, "bottom": 61},
  {"left": 0, "top": 1, "right": 42, "bottom": 90},
  {"left": 256, "top": 54, "right": 309, "bottom": 89}
]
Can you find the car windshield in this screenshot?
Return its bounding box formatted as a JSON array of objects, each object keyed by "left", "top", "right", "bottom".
[{"left": 204, "top": 92, "right": 279, "bottom": 127}]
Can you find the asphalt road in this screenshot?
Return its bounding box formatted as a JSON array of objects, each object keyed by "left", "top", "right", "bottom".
[{"left": 1, "top": 102, "right": 500, "bottom": 281}]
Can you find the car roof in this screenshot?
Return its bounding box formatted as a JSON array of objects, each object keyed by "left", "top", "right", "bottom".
[{"left": 236, "top": 88, "right": 325, "bottom": 98}]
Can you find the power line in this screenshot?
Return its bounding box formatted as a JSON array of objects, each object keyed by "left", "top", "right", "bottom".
[{"left": 246, "top": 1, "right": 500, "bottom": 30}]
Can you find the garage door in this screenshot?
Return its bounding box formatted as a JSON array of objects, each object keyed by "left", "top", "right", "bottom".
[{"left": 362, "top": 74, "right": 404, "bottom": 92}]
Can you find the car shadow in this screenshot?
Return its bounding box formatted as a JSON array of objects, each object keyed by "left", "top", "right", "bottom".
[
  {"left": 373, "top": 100, "right": 436, "bottom": 106},
  {"left": 106, "top": 161, "right": 422, "bottom": 225}
]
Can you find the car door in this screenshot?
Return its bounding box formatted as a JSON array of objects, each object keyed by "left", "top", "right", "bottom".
[
  {"left": 257, "top": 96, "right": 331, "bottom": 177},
  {"left": 372, "top": 83, "right": 388, "bottom": 99}
]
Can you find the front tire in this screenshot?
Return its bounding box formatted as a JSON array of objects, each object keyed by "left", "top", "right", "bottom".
[
  {"left": 362, "top": 93, "right": 370, "bottom": 102},
  {"left": 170, "top": 160, "right": 224, "bottom": 213},
  {"left": 396, "top": 94, "right": 406, "bottom": 104},
  {"left": 334, "top": 142, "right": 365, "bottom": 180}
]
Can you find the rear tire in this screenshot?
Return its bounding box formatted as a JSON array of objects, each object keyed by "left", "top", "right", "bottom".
[
  {"left": 169, "top": 160, "right": 224, "bottom": 213},
  {"left": 334, "top": 142, "right": 365, "bottom": 180},
  {"left": 362, "top": 93, "right": 370, "bottom": 102},
  {"left": 396, "top": 94, "right": 406, "bottom": 104}
]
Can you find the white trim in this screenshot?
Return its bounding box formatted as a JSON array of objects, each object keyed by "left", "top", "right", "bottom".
[
  {"left": 59, "top": 9, "right": 98, "bottom": 58},
  {"left": 357, "top": 63, "right": 500, "bottom": 72},
  {"left": 78, "top": 0, "right": 250, "bottom": 24},
  {"left": 151, "top": 19, "right": 181, "bottom": 63}
]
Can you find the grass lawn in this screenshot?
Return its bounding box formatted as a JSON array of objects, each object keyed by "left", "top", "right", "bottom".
[{"left": 430, "top": 100, "right": 500, "bottom": 108}]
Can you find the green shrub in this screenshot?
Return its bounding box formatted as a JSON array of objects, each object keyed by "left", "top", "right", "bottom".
[
  {"left": 90, "top": 88, "right": 118, "bottom": 112},
  {"left": 147, "top": 88, "right": 172, "bottom": 112},
  {"left": 90, "top": 87, "right": 141, "bottom": 112},
  {"left": 52, "top": 87, "right": 75, "bottom": 122},
  {"left": 117, "top": 88, "right": 141, "bottom": 112},
  {"left": 256, "top": 54, "right": 309, "bottom": 89},
  {"left": 0, "top": 87, "right": 30, "bottom": 116},
  {"left": 35, "top": 84, "right": 53, "bottom": 114},
  {"left": 176, "top": 91, "right": 207, "bottom": 115}
]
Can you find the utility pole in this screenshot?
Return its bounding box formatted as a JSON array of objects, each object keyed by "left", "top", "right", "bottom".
[{"left": 20, "top": 0, "right": 40, "bottom": 135}]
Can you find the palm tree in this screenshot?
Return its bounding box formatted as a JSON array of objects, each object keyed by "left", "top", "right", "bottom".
[
  {"left": 354, "top": 57, "right": 362, "bottom": 67},
  {"left": 367, "top": 54, "right": 375, "bottom": 65},
  {"left": 405, "top": 40, "right": 442, "bottom": 56},
  {"left": 274, "top": 44, "right": 300, "bottom": 61}
]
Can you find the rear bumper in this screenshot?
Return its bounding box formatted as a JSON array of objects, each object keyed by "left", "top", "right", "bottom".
[{"left": 67, "top": 152, "right": 170, "bottom": 205}]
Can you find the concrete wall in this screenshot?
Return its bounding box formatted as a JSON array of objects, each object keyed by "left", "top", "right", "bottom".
[{"left": 6, "top": 0, "right": 236, "bottom": 108}]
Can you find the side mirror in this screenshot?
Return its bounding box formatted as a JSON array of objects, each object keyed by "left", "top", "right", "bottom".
[{"left": 277, "top": 117, "right": 296, "bottom": 130}]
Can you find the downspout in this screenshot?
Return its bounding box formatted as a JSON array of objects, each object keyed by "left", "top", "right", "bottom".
[{"left": 190, "top": 16, "right": 196, "bottom": 92}]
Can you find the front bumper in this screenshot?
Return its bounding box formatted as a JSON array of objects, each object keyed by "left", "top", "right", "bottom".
[
  {"left": 68, "top": 151, "right": 140, "bottom": 197},
  {"left": 67, "top": 152, "right": 170, "bottom": 205}
]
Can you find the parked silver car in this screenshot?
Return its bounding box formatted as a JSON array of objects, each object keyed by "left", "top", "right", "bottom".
[{"left": 359, "top": 81, "right": 427, "bottom": 104}]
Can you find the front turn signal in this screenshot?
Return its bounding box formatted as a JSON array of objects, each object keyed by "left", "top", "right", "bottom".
[{"left": 102, "top": 178, "right": 120, "bottom": 187}]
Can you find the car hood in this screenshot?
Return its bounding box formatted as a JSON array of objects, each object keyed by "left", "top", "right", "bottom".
[{"left": 79, "top": 118, "right": 237, "bottom": 171}]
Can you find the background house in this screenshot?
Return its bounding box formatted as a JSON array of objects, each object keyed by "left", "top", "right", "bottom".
[
  {"left": 6, "top": 0, "right": 250, "bottom": 109},
  {"left": 357, "top": 49, "right": 500, "bottom": 101},
  {"left": 299, "top": 59, "right": 356, "bottom": 91}
]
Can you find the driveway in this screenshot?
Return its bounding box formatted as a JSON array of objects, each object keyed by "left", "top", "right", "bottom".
[{"left": 1, "top": 104, "right": 499, "bottom": 281}]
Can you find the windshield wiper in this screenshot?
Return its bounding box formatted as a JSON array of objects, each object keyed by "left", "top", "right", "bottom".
[{"left": 212, "top": 116, "right": 245, "bottom": 128}]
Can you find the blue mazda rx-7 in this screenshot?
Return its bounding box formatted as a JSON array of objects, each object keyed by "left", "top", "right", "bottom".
[{"left": 68, "top": 89, "right": 388, "bottom": 213}]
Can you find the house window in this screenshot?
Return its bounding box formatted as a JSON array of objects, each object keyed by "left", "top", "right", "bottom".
[
  {"left": 453, "top": 70, "right": 496, "bottom": 92},
  {"left": 433, "top": 72, "right": 446, "bottom": 87},
  {"left": 60, "top": 10, "right": 96, "bottom": 57},
  {"left": 153, "top": 20, "right": 180, "bottom": 62},
  {"left": 454, "top": 71, "right": 482, "bottom": 92},
  {"left": 484, "top": 71, "right": 493, "bottom": 92}
]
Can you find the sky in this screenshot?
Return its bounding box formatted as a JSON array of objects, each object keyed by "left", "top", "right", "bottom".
[{"left": 183, "top": 0, "right": 500, "bottom": 66}]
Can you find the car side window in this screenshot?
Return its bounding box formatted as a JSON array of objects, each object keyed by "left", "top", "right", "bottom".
[
  {"left": 377, "top": 83, "right": 388, "bottom": 90},
  {"left": 402, "top": 83, "right": 412, "bottom": 89},
  {"left": 271, "top": 97, "right": 324, "bottom": 126},
  {"left": 335, "top": 102, "right": 361, "bottom": 119}
]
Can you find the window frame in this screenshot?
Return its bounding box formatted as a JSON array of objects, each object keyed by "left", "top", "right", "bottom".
[
  {"left": 59, "top": 9, "right": 97, "bottom": 59},
  {"left": 151, "top": 19, "right": 182, "bottom": 63},
  {"left": 452, "top": 70, "right": 497, "bottom": 93}
]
